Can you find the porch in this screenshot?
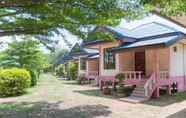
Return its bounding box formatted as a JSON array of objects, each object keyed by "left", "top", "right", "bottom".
[
  {"left": 78, "top": 57, "right": 99, "bottom": 84},
  {"left": 100, "top": 47, "right": 171, "bottom": 99}
]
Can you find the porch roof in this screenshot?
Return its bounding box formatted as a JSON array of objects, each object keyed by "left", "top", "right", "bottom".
[
  {"left": 68, "top": 43, "right": 99, "bottom": 57},
  {"left": 55, "top": 53, "right": 72, "bottom": 64},
  {"left": 111, "top": 32, "right": 185, "bottom": 51},
  {"left": 83, "top": 14, "right": 186, "bottom": 46},
  {"left": 88, "top": 54, "right": 99, "bottom": 59}
]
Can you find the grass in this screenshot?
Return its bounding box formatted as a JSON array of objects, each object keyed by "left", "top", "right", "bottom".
[
  {"left": 145, "top": 91, "right": 186, "bottom": 106},
  {"left": 0, "top": 73, "right": 64, "bottom": 110},
  {"left": 1, "top": 73, "right": 186, "bottom": 118}
]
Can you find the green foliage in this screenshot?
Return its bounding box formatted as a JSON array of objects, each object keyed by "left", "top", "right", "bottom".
[
  {"left": 43, "top": 64, "right": 54, "bottom": 73},
  {"left": 0, "top": 68, "right": 31, "bottom": 97},
  {"left": 55, "top": 64, "right": 65, "bottom": 77},
  {"left": 30, "top": 70, "right": 39, "bottom": 87},
  {"left": 143, "top": 0, "right": 186, "bottom": 15},
  {"left": 0, "top": 38, "right": 48, "bottom": 86},
  {"left": 67, "top": 62, "right": 78, "bottom": 80},
  {"left": 115, "top": 73, "right": 125, "bottom": 85},
  {"left": 77, "top": 75, "right": 86, "bottom": 85},
  {"left": 0, "top": 0, "right": 143, "bottom": 41}
]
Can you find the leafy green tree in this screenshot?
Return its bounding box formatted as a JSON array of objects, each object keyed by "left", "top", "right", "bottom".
[
  {"left": 0, "top": 0, "right": 143, "bottom": 39},
  {"left": 142, "top": 0, "right": 186, "bottom": 15},
  {"left": 0, "top": 38, "right": 48, "bottom": 86}
]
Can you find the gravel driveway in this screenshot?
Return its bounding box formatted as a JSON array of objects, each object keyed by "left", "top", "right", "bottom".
[{"left": 0, "top": 74, "right": 186, "bottom": 118}]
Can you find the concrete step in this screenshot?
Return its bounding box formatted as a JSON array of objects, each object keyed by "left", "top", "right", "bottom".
[
  {"left": 132, "top": 90, "right": 145, "bottom": 95},
  {"left": 131, "top": 93, "right": 146, "bottom": 98},
  {"left": 120, "top": 96, "right": 148, "bottom": 103}
]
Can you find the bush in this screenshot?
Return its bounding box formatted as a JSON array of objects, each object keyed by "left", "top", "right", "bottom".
[
  {"left": 67, "top": 62, "right": 77, "bottom": 80},
  {"left": 55, "top": 64, "right": 65, "bottom": 77},
  {"left": 115, "top": 73, "right": 125, "bottom": 84},
  {"left": 0, "top": 68, "right": 31, "bottom": 97},
  {"left": 43, "top": 64, "right": 54, "bottom": 73},
  {"left": 77, "top": 75, "right": 86, "bottom": 85},
  {"left": 30, "top": 70, "right": 39, "bottom": 87}
]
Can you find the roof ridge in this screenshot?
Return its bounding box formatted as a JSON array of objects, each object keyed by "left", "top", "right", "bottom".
[{"left": 137, "top": 32, "right": 184, "bottom": 41}]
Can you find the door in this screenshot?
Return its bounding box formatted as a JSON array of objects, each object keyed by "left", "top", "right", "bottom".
[{"left": 135, "top": 51, "right": 146, "bottom": 75}]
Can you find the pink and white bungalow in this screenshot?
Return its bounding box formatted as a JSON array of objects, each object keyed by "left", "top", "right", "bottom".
[
  {"left": 82, "top": 14, "right": 186, "bottom": 101},
  {"left": 68, "top": 43, "right": 99, "bottom": 83}
]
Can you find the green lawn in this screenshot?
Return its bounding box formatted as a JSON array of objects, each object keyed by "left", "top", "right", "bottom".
[
  {"left": 0, "top": 73, "right": 65, "bottom": 118},
  {"left": 0, "top": 73, "right": 186, "bottom": 118}
]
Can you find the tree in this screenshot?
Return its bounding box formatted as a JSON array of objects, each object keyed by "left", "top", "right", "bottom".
[
  {"left": 0, "top": 0, "right": 143, "bottom": 39},
  {"left": 142, "top": 0, "right": 186, "bottom": 15},
  {"left": 0, "top": 38, "right": 48, "bottom": 86}
]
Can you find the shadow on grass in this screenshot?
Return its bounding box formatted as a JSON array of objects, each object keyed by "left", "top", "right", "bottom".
[
  {"left": 0, "top": 101, "right": 111, "bottom": 118},
  {"left": 166, "top": 108, "right": 186, "bottom": 118},
  {"left": 74, "top": 89, "right": 117, "bottom": 99},
  {"left": 61, "top": 80, "right": 79, "bottom": 85},
  {"left": 144, "top": 92, "right": 186, "bottom": 107}
]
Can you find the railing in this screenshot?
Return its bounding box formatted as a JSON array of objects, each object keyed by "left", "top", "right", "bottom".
[
  {"left": 144, "top": 73, "right": 156, "bottom": 97},
  {"left": 122, "top": 71, "right": 142, "bottom": 80},
  {"left": 87, "top": 71, "right": 99, "bottom": 78},
  {"left": 159, "top": 71, "right": 169, "bottom": 80}
]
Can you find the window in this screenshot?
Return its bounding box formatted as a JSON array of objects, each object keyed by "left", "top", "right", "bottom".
[
  {"left": 103, "top": 48, "right": 115, "bottom": 69},
  {"left": 173, "top": 46, "right": 177, "bottom": 53},
  {"left": 80, "top": 58, "right": 86, "bottom": 70}
]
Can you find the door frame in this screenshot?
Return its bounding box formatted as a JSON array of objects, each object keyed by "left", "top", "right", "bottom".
[{"left": 134, "top": 51, "right": 146, "bottom": 75}]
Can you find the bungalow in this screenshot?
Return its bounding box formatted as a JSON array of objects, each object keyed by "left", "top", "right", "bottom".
[
  {"left": 83, "top": 14, "right": 186, "bottom": 101},
  {"left": 68, "top": 43, "right": 99, "bottom": 83}
]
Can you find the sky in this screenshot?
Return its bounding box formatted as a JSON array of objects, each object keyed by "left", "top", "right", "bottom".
[{"left": 0, "top": 29, "right": 81, "bottom": 53}]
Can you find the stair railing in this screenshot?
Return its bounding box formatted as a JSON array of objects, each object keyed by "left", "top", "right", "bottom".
[{"left": 144, "top": 73, "right": 156, "bottom": 97}]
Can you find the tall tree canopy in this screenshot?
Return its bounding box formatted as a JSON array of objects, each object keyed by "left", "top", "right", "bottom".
[
  {"left": 0, "top": 0, "right": 143, "bottom": 39},
  {"left": 142, "top": 0, "right": 186, "bottom": 15}
]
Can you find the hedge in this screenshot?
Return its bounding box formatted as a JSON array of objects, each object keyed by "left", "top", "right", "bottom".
[{"left": 0, "top": 68, "right": 31, "bottom": 97}]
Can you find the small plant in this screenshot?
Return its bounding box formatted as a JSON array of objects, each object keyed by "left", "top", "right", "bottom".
[
  {"left": 67, "top": 62, "right": 78, "bottom": 80},
  {"left": 55, "top": 64, "right": 65, "bottom": 77},
  {"left": 77, "top": 75, "right": 85, "bottom": 85},
  {"left": 115, "top": 73, "right": 125, "bottom": 84},
  {"left": 115, "top": 73, "right": 125, "bottom": 97},
  {"left": 0, "top": 68, "right": 31, "bottom": 97},
  {"left": 103, "top": 81, "right": 112, "bottom": 95}
]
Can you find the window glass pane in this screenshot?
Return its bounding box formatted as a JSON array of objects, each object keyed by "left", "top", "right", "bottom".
[
  {"left": 103, "top": 48, "right": 115, "bottom": 69},
  {"left": 80, "top": 58, "right": 86, "bottom": 70}
]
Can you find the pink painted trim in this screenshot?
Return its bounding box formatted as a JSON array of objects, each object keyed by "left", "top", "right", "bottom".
[{"left": 170, "top": 76, "right": 186, "bottom": 92}]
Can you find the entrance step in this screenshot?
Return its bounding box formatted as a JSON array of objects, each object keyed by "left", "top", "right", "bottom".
[{"left": 119, "top": 96, "right": 148, "bottom": 103}]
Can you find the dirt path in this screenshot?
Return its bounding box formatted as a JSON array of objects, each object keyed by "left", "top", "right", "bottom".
[{"left": 0, "top": 74, "right": 186, "bottom": 118}]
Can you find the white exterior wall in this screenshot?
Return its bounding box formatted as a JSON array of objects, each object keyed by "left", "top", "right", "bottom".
[
  {"left": 78, "top": 57, "right": 86, "bottom": 76},
  {"left": 170, "top": 43, "right": 185, "bottom": 76},
  {"left": 170, "top": 39, "right": 186, "bottom": 91}
]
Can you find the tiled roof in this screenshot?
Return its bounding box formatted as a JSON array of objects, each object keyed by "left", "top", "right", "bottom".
[
  {"left": 112, "top": 32, "right": 185, "bottom": 51},
  {"left": 83, "top": 14, "right": 186, "bottom": 46}
]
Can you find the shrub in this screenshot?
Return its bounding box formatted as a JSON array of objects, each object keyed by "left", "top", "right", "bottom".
[
  {"left": 30, "top": 70, "right": 39, "bottom": 87},
  {"left": 0, "top": 68, "right": 31, "bottom": 97},
  {"left": 115, "top": 73, "right": 125, "bottom": 86},
  {"left": 77, "top": 75, "right": 85, "bottom": 85},
  {"left": 55, "top": 64, "right": 65, "bottom": 77},
  {"left": 115, "top": 73, "right": 125, "bottom": 95},
  {"left": 67, "top": 62, "right": 77, "bottom": 80}
]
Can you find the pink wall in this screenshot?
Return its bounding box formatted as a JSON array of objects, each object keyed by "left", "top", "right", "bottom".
[
  {"left": 87, "top": 59, "right": 99, "bottom": 72},
  {"left": 145, "top": 48, "right": 169, "bottom": 77},
  {"left": 118, "top": 51, "right": 135, "bottom": 71},
  {"left": 170, "top": 76, "right": 186, "bottom": 92}
]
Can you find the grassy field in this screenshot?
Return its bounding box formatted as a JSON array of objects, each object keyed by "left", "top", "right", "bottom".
[{"left": 0, "top": 73, "right": 186, "bottom": 118}]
